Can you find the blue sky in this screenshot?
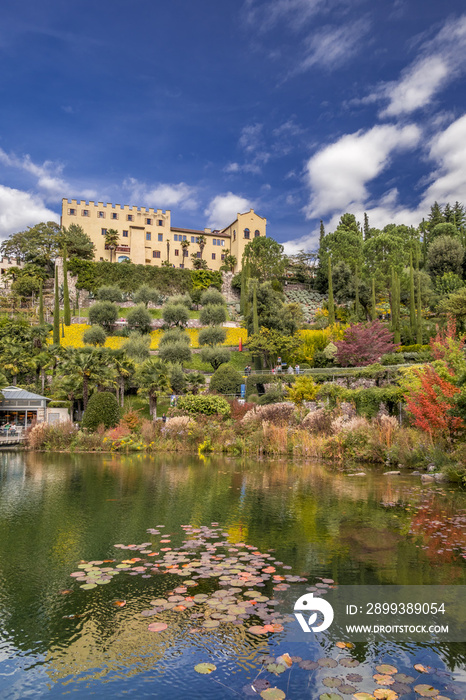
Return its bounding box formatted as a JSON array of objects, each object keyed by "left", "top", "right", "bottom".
[{"left": 1, "top": 0, "right": 466, "bottom": 252}]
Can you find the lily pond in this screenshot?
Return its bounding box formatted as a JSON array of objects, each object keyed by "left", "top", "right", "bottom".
[{"left": 0, "top": 451, "right": 465, "bottom": 700}]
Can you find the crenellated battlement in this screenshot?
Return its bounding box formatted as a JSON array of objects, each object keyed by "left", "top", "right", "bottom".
[{"left": 62, "top": 198, "right": 170, "bottom": 216}]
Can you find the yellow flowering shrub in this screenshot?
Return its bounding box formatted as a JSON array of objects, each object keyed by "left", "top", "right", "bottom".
[
  {"left": 50, "top": 325, "right": 248, "bottom": 350},
  {"left": 296, "top": 326, "right": 346, "bottom": 364}
]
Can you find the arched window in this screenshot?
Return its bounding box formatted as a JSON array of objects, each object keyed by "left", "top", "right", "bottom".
[
  {"left": 254, "top": 230, "right": 260, "bottom": 237},
  {"left": 244, "top": 228, "right": 250, "bottom": 239},
  {"left": 118, "top": 255, "right": 130, "bottom": 263}
]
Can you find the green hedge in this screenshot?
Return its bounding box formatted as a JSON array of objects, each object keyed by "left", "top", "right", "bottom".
[
  {"left": 318, "top": 384, "right": 403, "bottom": 418},
  {"left": 68, "top": 259, "right": 194, "bottom": 295},
  {"left": 175, "top": 394, "right": 231, "bottom": 416},
  {"left": 397, "top": 344, "right": 431, "bottom": 353}
]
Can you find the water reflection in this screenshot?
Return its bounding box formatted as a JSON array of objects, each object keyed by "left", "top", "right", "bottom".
[{"left": 0, "top": 451, "right": 464, "bottom": 698}]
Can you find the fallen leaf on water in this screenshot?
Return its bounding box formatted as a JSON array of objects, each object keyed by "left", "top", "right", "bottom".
[
  {"left": 353, "top": 694, "right": 376, "bottom": 700},
  {"left": 147, "top": 622, "right": 168, "bottom": 632},
  {"left": 414, "top": 664, "right": 429, "bottom": 673},
  {"left": 276, "top": 653, "right": 293, "bottom": 668},
  {"left": 112, "top": 600, "right": 126, "bottom": 607},
  {"left": 373, "top": 674, "right": 395, "bottom": 686}
]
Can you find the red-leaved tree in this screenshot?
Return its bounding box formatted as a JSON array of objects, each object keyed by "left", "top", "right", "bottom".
[
  {"left": 405, "top": 366, "right": 464, "bottom": 440},
  {"left": 335, "top": 320, "right": 398, "bottom": 367}
]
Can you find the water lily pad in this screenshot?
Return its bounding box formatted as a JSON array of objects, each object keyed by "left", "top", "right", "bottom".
[
  {"left": 318, "top": 658, "right": 338, "bottom": 668},
  {"left": 339, "top": 659, "right": 360, "bottom": 668},
  {"left": 346, "top": 674, "right": 363, "bottom": 683},
  {"left": 414, "top": 685, "right": 439, "bottom": 697},
  {"left": 353, "top": 695, "right": 376, "bottom": 700},
  {"left": 373, "top": 690, "right": 398, "bottom": 700},
  {"left": 319, "top": 694, "right": 343, "bottom": 700},
  {"left": 147, "top": 622, "right": 168, "bottom": 632},
  {"left": 338, "top": 685, "right": 356, "bottom": 695},
  {"left": 373, "top": 674, "right": 395, "bottom": 685},
  {"left": 299, "top": 660, "right": 319, "bottom": 670},
  {"left": 80, "top": 583, "right": 97, "bottom": 590},
  {"left": 260, "top": 689, "right": 286, "bottom": 700},
  {"left": 194, "top": 663, "right": 216, "bottom": 674},
  {"left": 391, "top": 682, "right": 411, "bottom": 696},
  {"left": 202, "top": 619, "right": 220, "bottom": 628},
  {"left": 266, "top": 663, "right": 286, "bottom": 675},
  {"left": 323, "top": 677, "right": 343, "bottom": 688},
  {"left": 393, "top": 674, "right": 414, "bottom": 684},
  {"left": 376, "top": 665, "right": 397, "bottom": 675}
]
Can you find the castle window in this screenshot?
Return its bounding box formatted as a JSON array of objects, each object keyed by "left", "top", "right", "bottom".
[
  {"left": 212, "top": 253, "right": 216, "bottom": 260},
  {"left": 101, "top": 228, "right": 107, "bottom": 236},
  {"left": 244, "top": 228, "right": 250, "bottom": 239},
  {"left": 255, "top": 230, "right": 260, "bottom": 237},
  {"left": 221, "top": 254, "right": 225, "bottom": 261},
  {"left": 213, "top": 239, "right": 217, "bottom": 245},
  {"left": 146, "top": 218, "right": 152, "bottom": 225},
  {"left": 196, "top": 251, "right": 201, "bottom": 258},
  {"left": 233, "top": 230, "right": 236, "bottom": 241},
  {"left": 127, "top": 214, "right": 133, "bottom": 221},
  {"left": 97, "top": 211, "right": 105, "bottom": 218},
  {"left": 182, "top": 235, "right": 187, "bottom": 241},
  {"left": 191, "top": 236, "right": 196, "bottom": 243},
  {"left": 111, "top": 212, "right": 118, "bottom": 220},
  {"left": 174, "top": 234, "right": 179, "bottom": 242},
  {"left": 221, "top": 239, "right": 225, "bottom": 246},
  {"left": 82, "top": 209, "right": 89, "bottom": 216},
  {"left": 146, "top": 232, "right": 151, "bottom": 241},
  {"left": 158, "top": 233, "right": 163, "bottom": 242},
  {"left": 183, "top": 249, "right": 188, "bottom": 257},
  {"left": 175, "top": 249, "right": 179, "bottom": 256},
  {"left": 122, "top": 230, "right": 128, "bottom": 237},
  {"left": 158, "top": 219, "right": 163, "bottom": 226},
  {"left": 68, "top": 208, "right": 76, "bottom": 215},
  {"left": 179, "top": 264, "right": 184, "bottom": 269},
  {"left": 153, "top": 250, "right": 161, "bottom": 258}
]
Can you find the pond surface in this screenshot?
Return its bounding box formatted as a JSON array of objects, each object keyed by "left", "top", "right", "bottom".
[{"left": 0, "top": 451, "right": 465, "bottom": 699}]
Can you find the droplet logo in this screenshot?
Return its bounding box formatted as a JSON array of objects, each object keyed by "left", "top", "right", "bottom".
[{"left": 294, "top": 593, "right": 334, "bottom": 633}]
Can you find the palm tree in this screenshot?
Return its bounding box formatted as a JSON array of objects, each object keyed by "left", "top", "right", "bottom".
[
  {"left": 180, "top": 239, "right": 190, "bottom": 266},
  {"left": 111, "top": 351, "right": 135, "bottom": 407},
  {"left": 105, "top": 229, "right": 120, "bottom": 263},
  {"left": 135, "top": 358, "right": 172, "bottom": 419},
  {"left": 220, "top": 253, "right": 237, "bottom": 272},
  {"left": 197, "top": 234, "right": 206, "bottom": 259},
  {"left": 62, "top": 348, "right": 110, "bottom": 409}
]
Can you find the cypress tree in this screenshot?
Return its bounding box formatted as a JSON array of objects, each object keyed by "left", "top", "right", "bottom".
[
  {"left": 252, "top": 280, "right": 259, "bottom": 335},
  {"left": 354, "top": 268, "right": 360, "bottom": 318},
  {"left": 409, "top": 251, "right": 416, "bottom": 339},
  {"left": 363, "top": 212, "right": 370, "bottom": 240},
  {"left": 63, "top": 244, "right": 71, "bottom": 326},
  {"left": 416, "top": 254, "right": 422, "bottom": 344},
  {"left": 53, "top": 264, "right": 60, "bottom": 345},
  {"left": 328, "top": 257, "right": 335, "bottom": 325},
  {"left": 371, "top": 278, "right": 376, "bottom": 321},
  {"left": 38, "top": 281, "right": 44, "bottom": 325},
  {"left": 394, "top": 272, "right": 401, "bottom": 345}
]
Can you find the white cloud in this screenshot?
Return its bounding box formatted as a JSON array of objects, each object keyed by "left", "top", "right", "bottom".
[
  {"left": 205, "top": 192, "right": 254, "bottom": 229},
  {"left": 244, "top": 0, "right": 332, "bottom": 32},
  {"left": 421, "top": 113, "right": 466, "bottom": 205},
  {"left": 381, "top": 55, "right": 449, "bottom": 117},
  {"left": 304, "top": 123, "right": 421, "bottom": 218},
  {"left": 239, "top": 123, "right": 263, "bottom": 153},
  {"left": 285, "top": 112, "right": 466, "bottom": 253},
  {"left": 0, "top": 148, "right": 70, "bottom": 201},
  {"left": 298, "top": 19, "right": 370, "bottom": 72},
  {"left": 369, "top": 15, "right": 466, "bottom": 117},
  {"left": 123, "top": 178, "right": 198, "bottom": 211},
  {"left": 0, "top": 185, "right": 59, "bottom": 238}
]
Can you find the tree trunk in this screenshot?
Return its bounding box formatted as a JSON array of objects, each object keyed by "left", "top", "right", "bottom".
[
  {"left": 83, "top": 375, "right": 89, "bottom": 410},
  {"left": 119, "top": 377, "right": 125, "bottom": 407},
  {"left": 41, "top": 369, "right": 45, "bottom": 394}
]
